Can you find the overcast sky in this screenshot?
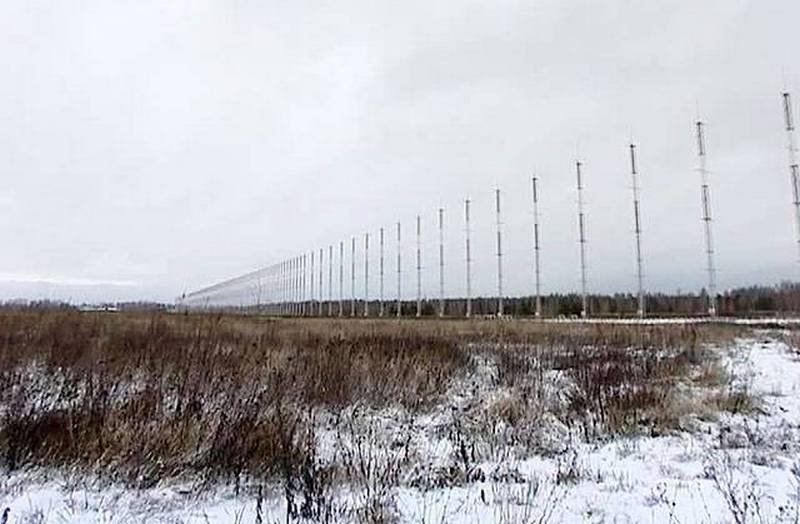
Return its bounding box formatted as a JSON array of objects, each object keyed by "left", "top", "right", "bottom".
[{"left": 1, "top": 0, "right": 799, "bottom": 303}]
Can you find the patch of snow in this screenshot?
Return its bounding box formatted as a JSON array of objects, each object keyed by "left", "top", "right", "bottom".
[{"left": 3, "top": 334, "right": 800, "bottom": 522}]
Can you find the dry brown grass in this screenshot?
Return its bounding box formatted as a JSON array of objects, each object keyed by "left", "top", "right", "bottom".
[{"left": 0, "top": 311, "right": 743, "bottom": 488}]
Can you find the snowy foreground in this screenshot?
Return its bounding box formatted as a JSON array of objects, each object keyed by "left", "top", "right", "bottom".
[{"left": 2, "top": 332, "right": 800, "bottom": 523}]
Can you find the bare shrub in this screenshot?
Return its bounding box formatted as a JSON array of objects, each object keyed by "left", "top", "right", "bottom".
[{"left": 0, "top": 311, "right": 741, "bottom": 491}]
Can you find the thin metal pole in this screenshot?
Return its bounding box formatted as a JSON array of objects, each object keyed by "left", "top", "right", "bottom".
[
  {"left": 339, "top": 241, "right": 344, "bottom": 317},
  {"left": 696, "top": 121, "right": 717, "bottom": 317},
  {"left": 319, "top": 248, "right": 324, "bottom": 317},
  {"left": 285, "top": 259, "right": 289, "bottom": 316},
  {"left": 351, "top": 237, "right": 356, "bottom": 317},
  {"left": 302, "top": 254, "right": 307, "bottom": 317},
  {"left": 465, "top": 199, "right": 472, "bottom": 318},
  {"left": 438, "top": 208, "right": 445, "bottom": 318},
  {"left": 328, "top": 245, "right": 334, "bottom": 317},
  {"left": 532, "top": 176, "right": 542, "bottom": 318},
  {"left": 495, "top": 188, "right": 504, "bottom": 317},
  {"left": 630, "top": 144, "right": 645, "bottom": 318},
  {"left": 379, "top": 227, "right": 385, "bottom": 317},
  {"left": 416, "top": 215, "right": 422, "bottom": 318},
  {"left": 299, "top": 256, "right": 302, "bottom": 316},
  {"left": 309, "top": 250, "right": 314, "bottom": 317},
  {"left": 576, "top": 161, "right": 588, "bottom": 318},
  {"left": 396, "top": 222, "right": 402, "bottom": 317},
  {"left": 364, "top": 233, "right": 370, "bottom": 317},
  {"left": 783, "top": 92, "right": 800, "bottom": 262}
]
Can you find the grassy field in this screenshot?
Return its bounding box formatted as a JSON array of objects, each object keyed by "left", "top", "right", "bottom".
[{"left": 0, "top": 311, "right": 767, "bottom": 522}]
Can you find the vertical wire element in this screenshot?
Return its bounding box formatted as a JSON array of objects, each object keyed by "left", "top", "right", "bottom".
[
  {"left": 328, "top": 245, "right": 334, "bottom": 317},
  {"left": 438, "top": 208, "right": 445, "bottom": 318},
  {"left": 783, "top": 92, "right": 800, "bottom": 262},
  {"left": 416, "top": 215, "right": 422, "bottom": 318},
  {"left": 532, "top": 176, "right": 542, "bottom": 318},
  {"left": 630, "top": 144, "right": 646, "bottom": 318},
  {"left": 351, "top": 237, "right": 356, "bottom": 317},
  {"left": 379, "top": 227, "right": 385, "bottom": 317},
  {"left": 281, "top": 260, "right": 289, "bottom": 316},
  {"left": 495, "top": 188, "right": 504, "bottom": 317},
  {"left": 396, "top": 221, "right": 402, "bottom": 317},
  {"left": 310, "top": 251, "right": 315, "bottom": 316},
  {"left": 696, "top": 121, "right": 717, "bottom": 317},
  {"left": 319, "top": 248, "right": 324, "bottom": 317},
  {"left": 285, "top": 259, "right": 289, "bottom": 316},
  {"left": 290, "top": 258, "right": 295, "bottom": 316},
  {"left": 465, "top": 198, "right": 472, "bottom": 318},
  {"left": 301, "top": 254, "right": 307, "bottom": 317},
  {"left": 339, "top": 241, "right": 344, "bottom": 317},
  {"left": 284, "top": 260, "right": 288, "bottom": 316},
  {"left": 364, "top": 233, "right": 370, "bottom": 317},
  {"left": 576, "top": 161, "right": 589, "bottom": 318}
]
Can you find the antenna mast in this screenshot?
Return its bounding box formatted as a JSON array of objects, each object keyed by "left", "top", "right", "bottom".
[
  {"left": 328, "top": 245, "right": 333, "bottom": 316},
  {"left": 576, "top": 161, "right": 588, "bottom": 318},
  {"left": 629, "top": 144, "right": 646, "bottom": 318},
  {"left": 495, "top": 188, "right": 504, "bottom": 317},
  {"left": 339, "top": 241, "right": 344, "bottom": 317},
  {"left": 696, "top": 121, "right": 718, "bottom": 317},
  {"left": 319, "top": 248, "right": 324, "bottom": 317},
  {"left": 396, "top": 222, "right": 402, "bottom": 317},
  {"left": 783, "top": 92, "right": 800, "bottom": 261},
  {"left": 310, "top": 251, "right": 315, "bottom": 316},
  {"left": 532, "top": 176, "right": 542, "bottom": 318},
  {"left": 416, "top": 215, "right": 422, "bottom": 317},
  {"left": 438, "top": 208, "right": 445, "bottom": 317},
  {"left": 465, "top": 199, "right": 472, "bottom": 318},
  {"left": 364, "top": 233, "right": 370, "bottom": 317},
  {"left": 379, "top": 227, "right": 385, "bottom": 317},
  {"left": 350, "top": 237, "right": 356, "bottom": 317}
]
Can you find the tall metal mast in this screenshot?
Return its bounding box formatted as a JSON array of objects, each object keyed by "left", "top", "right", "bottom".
[
  {"left": 629, "top": 144, "right": 645, "bottom": 318},
  {"left": 328, "top": 245, "right": 333, "bottom": 316},
  {"left": 696, "top": 121, "right": 717, "bottom": 317},
  {"left": 339, "top": 241, "right": 344, "bottom": 317},
  {"left": 438, "top": 208, "right": 445, "bottom": 317},
  {"left": 531, "top": 176, "right": 542, "bottom": 318},
  {"left": 302, "top": 255, "right": 307, "bottom": 316},
  {"left": 576, "top": 161, "right": 588, "bottom": 318},
  {"left": 309, "top": 250, "right": 315, "bottom": 316},
  {"left": 364, "top": 233, "right": 370, "bottom": 317},
  {"left": 396, "top": 221, "right": 402, "bottom": 317},
  {"left": 350, "top": 237, "right": 356, "bottom": 317},
  {"left": 495, "top": 188, "right": 504, "bottom": 317},
  {"left": 465, "top": 198, "right": 472, "bottom": 318},
  {"left": 319, "top": 248, "right": 324, "bottom": 317},
  {"left": 379, "top": 227, "right": 385, "bottom": 317},
  {"left": 783, "top": 92, "right": 800, "bottom": 261},
  {"left": 416, "top": 215, "right": 422, "bottom": 317}
]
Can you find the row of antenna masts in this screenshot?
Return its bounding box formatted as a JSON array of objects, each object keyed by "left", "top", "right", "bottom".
[{"left": 183, "top": 92, "right": 800, "bottom": 319}]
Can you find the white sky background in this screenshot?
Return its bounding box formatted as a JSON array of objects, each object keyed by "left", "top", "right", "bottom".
[{"left": 1, "top": 0, "right": 799, "bottom": 303}]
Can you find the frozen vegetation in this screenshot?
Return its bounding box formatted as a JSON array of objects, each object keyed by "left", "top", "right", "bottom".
[{"left": 0, "top": 313, "right": 799, "bottom": 523}]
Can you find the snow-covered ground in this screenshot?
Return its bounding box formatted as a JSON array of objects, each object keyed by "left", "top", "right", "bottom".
[{"left": 2, "top": 332, "right": 800, "bottom": 523}]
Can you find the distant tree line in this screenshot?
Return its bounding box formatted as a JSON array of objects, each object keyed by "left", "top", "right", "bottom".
[{"left": 4, "top": 282, "right": 800, "bottom": 317}]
